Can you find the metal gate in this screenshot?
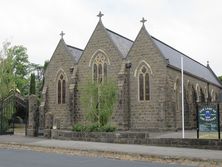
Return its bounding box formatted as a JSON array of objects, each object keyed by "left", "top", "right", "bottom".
[{"left": 0, "top": 92, "right": 28, "bottom": 135}]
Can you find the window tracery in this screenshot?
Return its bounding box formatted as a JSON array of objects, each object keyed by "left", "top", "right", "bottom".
[
  {"left": 57, "top": 74, "right": 66, "bottom": 104},
  {"left": 93, "top": 53, "right": 107, "bottom": 83},
  {"left": 138, "top": 65, "right": 150, "bottom": 101}
]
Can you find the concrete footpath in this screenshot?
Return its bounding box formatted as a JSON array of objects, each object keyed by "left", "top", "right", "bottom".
[{"left": 0, "top": 134, "right": 222, "bottom": 164}]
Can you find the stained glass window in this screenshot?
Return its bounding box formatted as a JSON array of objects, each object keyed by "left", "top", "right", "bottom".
[
  {"left": 145, "top": 73, "right": 150, "bottom": 100},
  {"left": 93, "top": 64, "right": 97, "bottom": 81},
  {"left": 93, "top": 53, "right": 108, "bottom": 84},
  {"left": 58, "top": 74, "right": 66, "bottom": 104},
  {"left": 104, "top": 63, "right": 107, "bottom": 82},
  {"left": 98, "top": 64, "right": 102, "bottom": 83},
  {"left": 138, "top": 65, "right": 150, "bottom": 101},
  {"left": 62, "top": 80, "right": 66, "bottom": 103},
  {"left": 139, "top": 74, "right": 144, "bottom": 100},
  {"left": 58, "top": 80, "right": 61, "bottom": 104}
]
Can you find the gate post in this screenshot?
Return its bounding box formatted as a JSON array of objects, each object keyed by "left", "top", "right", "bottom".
[{"left": 27, "top": 95, "right": 38, "bottom": 137}]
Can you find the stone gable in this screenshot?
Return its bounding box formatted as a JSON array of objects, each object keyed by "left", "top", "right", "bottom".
[
  {"left": 127, "top": 25, "right": 168, "bottom": 130},
  {"left": 44, "top": 39, "right": 75, "bottom": 129},
  {"left": 41, "top": 16, "right": 222, "bottom": 134}
]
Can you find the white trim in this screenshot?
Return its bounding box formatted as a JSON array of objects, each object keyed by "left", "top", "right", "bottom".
[
  {"left": 195, "top": 83, "right": 200, "bottom": 102},
  {"left": 204, "top": 86, "right": 208, "bottom": 102},
  {"left": 55, "top": 68, "right": 68, "bottom": 104},
  {"left": 134, "top": 60, "right": 153, "bottom": 77},
  {"left": 211, "top": 89, "right": 215, "bottom": 102},
  {"left": 91, "top": 51, "right": 109, "bottom": 83},
  {"left": 88, "top": 49, "right": 110, "bottom": 67},
  {"left": 54, "top": 68, "right": 68, "bottom": 82},
  {"left": 187, "top": 80, "right": 190, "bottom": 87},
  {"left": 174, "top": 77, "right": 179, "bottom": 91}
]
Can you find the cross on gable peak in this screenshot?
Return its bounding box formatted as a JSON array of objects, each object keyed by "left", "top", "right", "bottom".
[
  {"left": 60, "top": 31, "right": 65, "bottom": 39},
  {"left": 97, "top": 11, "right": 104, "bottom": 21},
  {"left": 140, "top": 17, "right": 147, "bottom": 25}
]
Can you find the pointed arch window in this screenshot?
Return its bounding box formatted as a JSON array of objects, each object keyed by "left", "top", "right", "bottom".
[
  {"left": 211, "top": 90, "right": 216, "bottom": 102},
  {"left": 138, "top": 66, "right": 150, "bottom": 101},
  {"left": 93, "top": 53, "right": 108, "bottom": 83},
  {"left": 196, "top": 84, "right": 200, "bottom": 102},
  {"left": 58, "top": 74, "right": 66, "bottom": 104}
]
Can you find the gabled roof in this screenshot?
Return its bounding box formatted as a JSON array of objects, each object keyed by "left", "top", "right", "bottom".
[
  {"left": 64, "top": 24, "right": 221, "bottom": 87},
  {"left": 152, "top": 37, "right": 221, "bottom": 87},
  {"left": 106, "top": 29, "right": 133, "bottom": 58},
  {"left": 66, "top": 45, "right": 83, "bottom": 62}
]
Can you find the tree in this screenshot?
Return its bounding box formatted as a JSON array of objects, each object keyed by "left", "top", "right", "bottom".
[
  {"left": 218, "top": 76, "right": 222, "bottom": 82},
  {"left": 29, "top": 73, "right": 36, "bottom": 95},
  {"left": 81, "top": 80, "right": 117, "bottom": 127},
  {"left": 0, "top": 42, "right": 15, "bottom": 98},
  {"left": 0, "top": 42, "right": 30, "bottom": 98},
  {"left": 9, "top": 45, "right": 30, "bottom": 95},
  {"left": 29, "top": 60, "right": 49, "bottom": 98}
]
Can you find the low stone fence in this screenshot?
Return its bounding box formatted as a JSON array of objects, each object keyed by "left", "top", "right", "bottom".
[
  {"left": 51, "top": 130, "right": 149, "bottom": 144},
  {"left": 146, "top": 138, "right": 222, "bottom": 150},
  {"left": 51, "top": 130, "right": 222, "bottom": 150}
]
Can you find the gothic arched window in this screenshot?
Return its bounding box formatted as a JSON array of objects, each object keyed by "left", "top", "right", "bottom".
[
  {"left": 58, "top": 74, "right": 66, "bottom": 104},
  {"left": 93, "top": 53, "right": 108, "bottom": 83},
  {"left": 138, "top": 66, "right": 150, "bottom": 101},
  {"left": 211, "top": 89, "right": 216, "bottom": 102},
  {"left": 196, "top": 84, "right": 200, "bottom": 102}
]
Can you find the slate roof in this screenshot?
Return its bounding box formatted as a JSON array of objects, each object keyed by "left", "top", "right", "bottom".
[
  {"left": 106, "top": 29, "right": 133, "bottom": 58},
  {"left": 65, "top": 27, "right": 221, "bottom": 87},
  {"left": 105, "top": 28, "right": 221, "bottom": 87},
  {"left": 66, "top": 45, "right": 83, "bottom": 62},
  {"left": 152, "top": 37, "right": 222, "bottom": 87}
]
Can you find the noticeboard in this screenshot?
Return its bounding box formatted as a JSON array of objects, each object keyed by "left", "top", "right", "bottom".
[{"left": 197, "top": 103, "right": 220, "bottom": 139}]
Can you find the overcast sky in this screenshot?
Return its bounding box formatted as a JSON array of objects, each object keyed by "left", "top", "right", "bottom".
[{"left": 1, "top": 0, "right": 222, "bottom": 75}]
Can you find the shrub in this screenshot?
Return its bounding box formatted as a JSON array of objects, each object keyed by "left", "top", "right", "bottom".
[
  {"left": 86, "top": 123, "right": 100, "bottom": 132},
  {"left": 72, "top": 123, "right": 86, "bottom": 132},
  {"left": 100, "top": 124, "right": 116, "bottom": 132},
  {"left": 80, "top": 80, "right": 117, "bottom": 127}
]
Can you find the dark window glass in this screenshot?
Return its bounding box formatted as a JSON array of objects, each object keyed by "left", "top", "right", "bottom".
[
  {"left": 145, "top": 73, "right": 150, "bottom": 100},
  {"left": 104, "top": 63, "right": 107, "bottom": 82},
  {"left": 142, "top": 66, "right": 147, "bottom": 73},
  {"left": 93, "top": 64, "right": 97, "bottom": 82},
  {"left": 58, "top": 80, "right": 61, "bottom": 104},
  {"left": 139, "top": 74, "right": 144, "bottom": 100},
  {"left": 62, "top": 80, "right": 66, "bottom": 104},
  {"left": 60, "top": 75, "right": 63, "bottom": 80},
  {"left": 98, "top": 64, "right": 102, "bottom": 83}
]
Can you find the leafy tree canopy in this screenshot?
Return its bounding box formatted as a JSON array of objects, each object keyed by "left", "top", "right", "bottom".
[
  {"left": 0, "top": 42, "right": 46, "bottom": 99},
  {"left": 218, "top": 76, "right": 222, "bottom": 82}
]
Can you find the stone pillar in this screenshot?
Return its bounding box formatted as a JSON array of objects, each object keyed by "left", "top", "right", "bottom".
[
  {"left": 44, "top": 112, "right": 53, "bottom": 138},
  {"left": 69, "top": 66, "right": 78, "bottom": 125},
  {"left": 38, "top": 87, "right": 47, "bottom": 134},
  {"left": 27, "top": 95, "right": 38, "bottom": 137},
  {"left": 114, "top": 61, "right": 130, "bottom": 130}
]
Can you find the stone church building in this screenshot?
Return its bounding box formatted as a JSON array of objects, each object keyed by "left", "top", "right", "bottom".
[{"left": 40, "top": 13, "right": 222, "bottom": 132}]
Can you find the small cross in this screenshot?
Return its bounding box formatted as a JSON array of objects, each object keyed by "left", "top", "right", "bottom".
[
  {"left": 97, "top": 11, "right": 104, "bottom": 21},
  {"left": 60, "top": 31, "right": 65, "bottom": 39},
  {"left": 140, "top": 17, "right": 147, "bottom": 25}
]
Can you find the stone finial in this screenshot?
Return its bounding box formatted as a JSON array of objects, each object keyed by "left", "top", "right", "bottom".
[
  {"left": 60, "top": 31, "right": 65, "bottom": 39},
  {"left": 140, "top": 17, "right": 147, "bottom": 25},
  {"left": 97, "top": 11, "right": 104, "bottom": 21},
  {"left": 207, "top": 60, "right": 209, "bottom": 67}
]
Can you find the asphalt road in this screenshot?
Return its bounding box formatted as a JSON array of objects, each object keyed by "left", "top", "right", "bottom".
[{"left": 0, "top": 149, "right": 191, "bottom": 167}]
